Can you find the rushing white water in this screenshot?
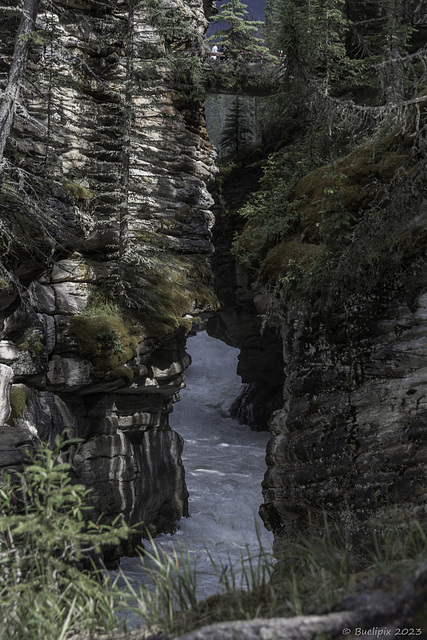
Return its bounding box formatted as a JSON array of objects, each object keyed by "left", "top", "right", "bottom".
[{"left": 119, "top": 330, "right": 273, "bottom": 603}]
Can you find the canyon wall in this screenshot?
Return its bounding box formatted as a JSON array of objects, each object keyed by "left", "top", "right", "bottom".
[
  {"left": 259, "top": 274, "right": 427, "bottom": 551},
  {"left": 210, "top": 98, "right": 427, "bottom": 554},
  {"left": 0, "top": 0, "right": 216, "bottom": 559},
  {"left": 207, "top": 161, "right": 285, "bottom": 431}
]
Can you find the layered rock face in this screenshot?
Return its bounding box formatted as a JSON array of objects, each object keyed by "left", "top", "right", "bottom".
[
  {"left": 212, "top": 217, "right": 427, "bottom": 551},
  {"left": 0, "top": 0, "right": 216, "bottom": 556},
  {"left": 259, "top": 276, "right": 427, "bottom": 548}
]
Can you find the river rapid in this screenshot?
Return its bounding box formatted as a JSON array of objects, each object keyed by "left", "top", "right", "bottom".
[{"left": 119, "top": 330, "right": 273, "bottom": 604}]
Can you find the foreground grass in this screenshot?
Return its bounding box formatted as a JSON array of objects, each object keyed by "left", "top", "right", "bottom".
[
  {"left": 1, "top": 441, "right": 426, "bottom": 639},
  {"left": 120, "top": 519, "right": 427, "bottom": 636}
]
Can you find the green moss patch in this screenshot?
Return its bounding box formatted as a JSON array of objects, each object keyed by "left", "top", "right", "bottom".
[
  {"left": 7, "top": 386, "right": 28, "bottom": 425},
  {"left": 70, "top": 297, "right": 141, "bottom": 382},
  {"left": 261, "top": 239, "right": 323, "bottom": 280},
  {"left": 64, "top": 181, "right": 95, "bottom": 201},
  {"left": 290, "top": 137, "right": 408, "bottom": 240}
]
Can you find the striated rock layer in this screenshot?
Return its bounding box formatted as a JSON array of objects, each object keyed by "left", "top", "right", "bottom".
[{"left": 0, "top": 0, "right": 216, "bottom": 559}]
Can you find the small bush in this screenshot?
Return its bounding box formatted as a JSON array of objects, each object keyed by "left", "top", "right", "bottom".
[
  {"left": 18, "top": 329, "right": 45, "bottom": 360},
  {"left": 0, "top": 437, "right": 132, "bottom": 639}
]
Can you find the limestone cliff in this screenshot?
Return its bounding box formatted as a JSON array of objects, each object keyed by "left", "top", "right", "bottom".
[{"left": 0, "top": 0, "right": 216, "bottom": 559}]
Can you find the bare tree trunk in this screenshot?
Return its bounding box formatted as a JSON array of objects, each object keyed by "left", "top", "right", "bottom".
[{"left": 0, "top": 0, "right": 39, "bottom": 167}]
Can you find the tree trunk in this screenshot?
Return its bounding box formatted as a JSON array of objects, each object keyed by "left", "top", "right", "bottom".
[{"left": 0, "top": 0, "right": 39, "bottom": 167}]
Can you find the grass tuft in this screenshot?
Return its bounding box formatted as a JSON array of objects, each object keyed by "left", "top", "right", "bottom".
[{"left": 116, "top": 516, "right": 427, "bottom": 636}]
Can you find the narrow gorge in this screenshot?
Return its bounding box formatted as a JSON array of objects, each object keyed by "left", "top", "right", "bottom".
[{"left": 1, "top": 0, "right": 427, "bottom": 636}]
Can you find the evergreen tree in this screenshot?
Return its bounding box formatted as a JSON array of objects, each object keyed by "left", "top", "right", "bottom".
[
  {"left": 263, "top": 0, "right": 278, "bottom": 53},
  {"left": 207, "top": 0, "right": 270, "bottom": 61},
  {"left": 276, "top": 0, "right": 351, "bottom": 89},
  {"left": 220, "top": 96, "right": 254, "bottom": 155}
]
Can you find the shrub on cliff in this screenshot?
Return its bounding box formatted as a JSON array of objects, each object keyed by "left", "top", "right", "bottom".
[{"left": 70, "top": 293, "right": 140, "bottom": 383}]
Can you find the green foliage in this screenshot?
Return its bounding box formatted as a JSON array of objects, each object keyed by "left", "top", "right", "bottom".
[
  {"left": 122, "top": 533, "right": 199, "bottom": 633},
  {"left": 220, "top": 96, "right": 254, "bottom": 156},
  {"left": 69, "top": 293, "right": 141, "bottom": 382},
  {"left": 207, "top": 0, "right": 271, "bottom": 61},
  {"left": 346, "top": 0, "right": 415, "bottom": 102},
  {"left": 167, "top": 53, "right": 206, "bottom": 104},
  {"left": 275, "top": 0, "right": 351, "bottom": 82},
  {"left": 18, "top": 329, "right": 45, "bottom": 360},
  {"left": 18, "top": 30, "right": 47, "bottom": 46},
  {"left": 231, "top": 150, "right": 318, "bottom": 279},
  {"left": 121, "top": 528, "right": 275, "bottom": 635},
  {"left": 64, "top": 181, "right": 95, "bottom": 202},
  {"left": 0, "top": 437, "right": 131, "bottom": 640},
  {"left": 317, "top": 168, "right": 355, "bottom": 252},
  {"left": 259, "top": 0, "right": 427, "bottom": 170},
  {"left": 120, "top": 246, "right": 218, "bottom": 336},
  {"left": 0, "top": 169, "right": 76, "bottom": 293},
  {"left": 144, "top": 0, "right": 206, "bottom": 103},
  {"left": 144, "top": 0, "right": 198, "bottom": 46},
  {"left": 0, "top": 440, "right": 423, "bottom": 640},
  {"left": 119, "top": 515, "right": 427, "bottom": 636},
  {"left": 273, "top": 513, "right": 427, "bottom": 616},
  {"left": 233, "top": 90, "right": 427, "bottom": 319}
]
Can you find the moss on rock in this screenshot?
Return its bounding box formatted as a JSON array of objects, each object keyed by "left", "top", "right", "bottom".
[
  {"left": 261, "top": 239, "right": 323, "bottom": 281},
  {"left": 7, "top": 386, "right": 27, "bottom": 425},
  {"left": 69, "top": 296, "right": 141, "bottom": 382},
  {"left": 64, "top": 181, "right": 95, "bottom": 201}
]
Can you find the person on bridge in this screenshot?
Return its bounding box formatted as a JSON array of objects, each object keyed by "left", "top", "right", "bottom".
[{"left": 210, "top": 44, "right": 218, "bottom": 60}]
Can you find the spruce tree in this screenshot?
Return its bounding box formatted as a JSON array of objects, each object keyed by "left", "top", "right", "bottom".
[
  {"left": 220, "top": 96, "right": 254, "bottom": 155},
  {"left": 207, "top": 0, "right": 270, "bottom": 61}
]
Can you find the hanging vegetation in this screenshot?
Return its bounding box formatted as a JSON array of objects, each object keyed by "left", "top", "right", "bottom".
[{"left": 230, "top": 0, "right": 427, "bottom": 320}]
